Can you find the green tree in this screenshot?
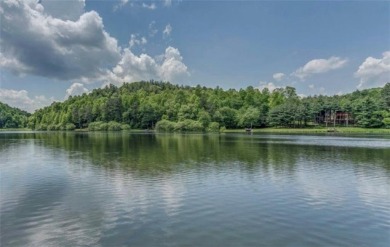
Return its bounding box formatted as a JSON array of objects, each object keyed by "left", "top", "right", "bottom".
[{"left": 238, "top": 107, "right": 260, "bottom": 128}]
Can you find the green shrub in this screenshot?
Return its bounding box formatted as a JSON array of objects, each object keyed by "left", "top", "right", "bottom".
[
  {"left": 156, "top": 119, "right": 176, "bottom": 132},
  {"left": 207, "top": 122, "right": 220, "bottom": 132},
  {"left": 47, "top": 124, "right": 59, "bottom": 131},
  {"left": 36, "top": 124, "right": 47, "bottom": 131},
  {"left": 88, "top": 121, "right": 108, "bottom": 131},
  {"left": 88, "top": 121, "right": 123, "bottom": 131},
  {"left": 65, "top": 123, "right": 76, "bottom": 131},
  {"left": 108, "top": 121, "right": 122, "bottom": 131},
  {"left": 174, "top": 119, "right": 204, "bottom": 132},
  {"left": 120, "top": 124, "right": 131, "bottom": 130},
  {"left": 383, "top": 118, "right": 390, "bottom": 128}
]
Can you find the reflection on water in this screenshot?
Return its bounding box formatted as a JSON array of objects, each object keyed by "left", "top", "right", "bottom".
[{"left": 1, "top": 132, "right": 390, "bottom": 247}]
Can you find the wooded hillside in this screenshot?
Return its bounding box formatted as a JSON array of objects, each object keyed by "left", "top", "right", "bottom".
[
  {"left": 4, "top": 81, "right": 390, "bottom": 130},
  {"left": 0, "top": 102, "right": 30, "bottom": 128}
]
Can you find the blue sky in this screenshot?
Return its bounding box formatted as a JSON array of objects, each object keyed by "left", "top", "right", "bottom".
[{"left": 0, "top": 0, "right": 389, "bottom": 112}]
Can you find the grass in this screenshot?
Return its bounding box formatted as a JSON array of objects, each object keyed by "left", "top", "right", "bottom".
[
  {"left": 225, "top": 127, "right": 390, "bottom": 134},
  {"left": 2, "top": 127, "right": 390, "bottom": 134},
  {"left": 0, "top": 128, "right": 31, "bottom": 131}
]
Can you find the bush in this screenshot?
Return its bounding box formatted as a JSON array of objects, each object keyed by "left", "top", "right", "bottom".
[
  {"left": 156, "top": 119, "right": 205, "bottom": 132},
  {"left": 65, "top": 123, "right": 76, "bottom": 131},
  {"left": 156, "top": 119, "right": 176, "bottom": 132},
  {"left": 88, "top": 121, "right": 108, "bottom": 131},
  {"left": 383, "top": 118, "right": 390, "bottom": 128},
  {"left": 88, "top": 121, "right": 124, "bottom": 131},
  {"left": 120, "top": 124, "right": 131, "bottom": 130},
  {"left": 107, "top": 121, "right": 122, "bottom": 131},
  {"left": 207, "top": 122, "right": 220, "bottom": 132},
  {"left": 47, "top": 124, "right": 56, "bottom": 131},
  {"left": 36, "top": 124, "right": 47, "bottom": 131},
  {"left": 174, "top": 119, "right": 204, "bottom": 132}
]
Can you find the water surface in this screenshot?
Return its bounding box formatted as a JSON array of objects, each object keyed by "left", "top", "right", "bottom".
[{"left": 1, "top": 132, "right": 389, "bottom": 246}]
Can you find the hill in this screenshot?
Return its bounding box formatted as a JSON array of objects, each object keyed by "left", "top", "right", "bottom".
[
  {"left": 0, "top": 102, "right": 30, "bottom": 129},
  {"left": 24, "top": 81, "right": 390, "bottom": 131}
]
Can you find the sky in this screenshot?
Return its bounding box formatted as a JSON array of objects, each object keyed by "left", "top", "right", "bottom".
[{"left": 0, "top": 0, "right": 389, "bottom": 112}]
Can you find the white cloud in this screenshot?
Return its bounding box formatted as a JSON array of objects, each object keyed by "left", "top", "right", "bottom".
[
  {"left": 355, "top": 51, "right": 390, "bottom": 89},
  {"left": 292, "top": 56, "right": 348, "bottom": 80},
  {"left": 308, "top": 84, "right": 315, "bottom": 89},
  {"left": 0, "top": 0, "right": 191, "bottom": 94},
  {"left": 0, "top": 0, "right": 121, "bottom": 81},
  {"left": 272, "top": 72, "right": 285, "bottom": 81},
  {"left": 164, "top": 0, "right": 172, "bottom": 7},
  {"left": 129, "top": 34, "right": 147, "bottom": 48},
  {"left": 107, "top": 46, "right": 189, "bottom": 85},
  {"left": 257, "top": 82, "right": 282, "bottom": 92},
  {"left": 148, "top": 21, "right": 158, "bottom": 37},
  {"left": 65, "top": 83, "right": 89, "bottom": 99},
  {"left": 159, "top": 46, "right": 189, "bottom": 81},
  {"left": 163, "top": 24, "right": 172, "bottom": 39},
  {"left": 0, "top": 88, "right": 54, "bottom": 113},
  {"left": 142, "top": 3, "right": 156, "bottom": 10},
  {"left": 113, "top": 0, "right": 129, "bottom": 11}
]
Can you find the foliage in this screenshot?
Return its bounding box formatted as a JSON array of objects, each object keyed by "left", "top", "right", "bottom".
[
  {"left": 156, "top": 119, "right": 176, "bottom": 132},
  {"left": 65, "top": 123, "right": 76, "bottom": 131},
  {"left": 174, "top": 119, "right": 204, "bottom": 132},
  {"left": 2, "top": 81, "right": 389, "bottom": 131},
  {"left": 207, "top": 122, "right": 220, "bottom": 132},
  {"left": 0, "top": 102, "right": 30, "bottom": 128}
]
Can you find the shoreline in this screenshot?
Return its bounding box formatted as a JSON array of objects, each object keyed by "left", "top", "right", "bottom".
[
  {"left": 225, "top": 127, "right": 390, "bottom": 134},
  {"left": 2, "top": 127, "right": 390, "bottom": 134}
]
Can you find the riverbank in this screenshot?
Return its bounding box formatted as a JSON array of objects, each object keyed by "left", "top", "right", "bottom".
[
  {"left": 2, "top": 127, "right": 390, "bottom": 134},
  {"left": 0, "top": 128, "right": 31, "bottom": 131},
  {"left": 225, "top": 127, "right": 390, "bottom": 134}
]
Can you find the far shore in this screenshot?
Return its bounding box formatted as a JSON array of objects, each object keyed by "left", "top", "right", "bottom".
[
  {"left": 225, "top": 127, "right": 390, "bottom": 134},
  {"left": 2, "top": 127, "right": 390, "bottom": 134}
]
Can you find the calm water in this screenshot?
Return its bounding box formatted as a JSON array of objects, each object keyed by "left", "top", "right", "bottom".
[{"left": 1, "top": 132, "right": 389, "bottom": 247}]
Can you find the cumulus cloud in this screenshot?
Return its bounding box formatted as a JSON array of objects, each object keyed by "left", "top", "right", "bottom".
[
  {"left": 142, "top": 3, "right": 156, "bottom": 10},
  {"left": 272, "top": 72, "right": 285, "bottom": 81},
  {"left": 0, "top": 88, "right": 55, "bottom": 113},
  {"left": 159, "top": 46, "right": 189, "bottom": 81},
  {"left": 163, "top": 24, "right": 172, "bottom": 39},
  {"left": 0, "top": 0, "right": 191, "bottom": 104},
  {"left": 257, "top": 82, "right": 282, "bottom": 92},
  {"left": 129, "top": 34, "right": 147, "bottom": 48},
  {"left": 355, "top": 51, "right": 390, "bottom": 89},
  {"left": 292, "top": 57, "right": 348, "bottom": 80},
  {"left": 107, "top": 46, "right": 189, "bottom": 85},
  {"left": 0, "top": 0, "right": 121, "bottom": 81},
  {"left": 65, "top": 83, "right": 89, "bottom": 99}
]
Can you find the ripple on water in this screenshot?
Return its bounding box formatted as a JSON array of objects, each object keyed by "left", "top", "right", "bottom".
[{"left": 1, "top": 133, "right": 389, "bottom": 247}]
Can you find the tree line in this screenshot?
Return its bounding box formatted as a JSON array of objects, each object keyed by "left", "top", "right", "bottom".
[
  {"left": 0, "top": 102, "right": 30, "bottom": 128},
  {"left": 2, "top": 81, "right": 390, "bottom": 131}
]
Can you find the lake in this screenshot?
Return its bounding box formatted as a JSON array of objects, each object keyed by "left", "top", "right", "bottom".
[{"left": 1, "top": 131, "right": 389, "bottom": 247}]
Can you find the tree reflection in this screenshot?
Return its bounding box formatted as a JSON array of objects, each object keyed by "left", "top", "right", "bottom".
[{"left": 1, "top": 132, "right": 389, "bottom": 176}]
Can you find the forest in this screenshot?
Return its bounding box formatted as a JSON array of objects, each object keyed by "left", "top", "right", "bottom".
[
  {"left": 0, "top": 102, "right": 30, "bottom": 129},
  {"left": 2, "top": 81, "right": 390, "bottom": 131}
]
